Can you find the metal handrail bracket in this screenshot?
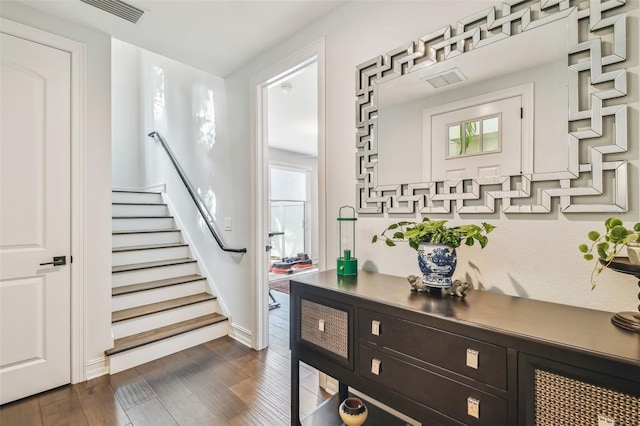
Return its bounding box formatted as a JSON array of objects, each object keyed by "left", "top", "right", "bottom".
[{"left": 148, "top": 131, "right": 247, "bottom": 254}]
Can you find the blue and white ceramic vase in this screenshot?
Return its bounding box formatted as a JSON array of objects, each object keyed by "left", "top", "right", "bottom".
[
  {"left": 338, "top": 397, "right": 368, "bottom": 426},
  {"left": 417, "top": 242, "right": 457, "bottom": 289}
]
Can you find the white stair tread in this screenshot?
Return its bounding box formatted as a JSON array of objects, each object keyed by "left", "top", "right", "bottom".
[
  {"left": 112, "top": 258, "right": 196, "bottom": 273},
  {"left": 112, "top": 243, "right": 188, "bottom": 253},
  {"left": 112, "top": 274, "right": 206, "bottom": 297},
  {"left": 112, "top": 190, "right": 161, "bottom": 194},
  {"left": 113, "top": 202, "right": 167, "bottom": 206},
  {"left": 112, "top": 293, "right": 216, "bottom": 323},
  {"left": 112, "top": 215, "right": 174, "bottom": 219},
  {"left": 112, "top": 229, "right": 181, "bottom": 235},
  {"left": 105, "top": 313, "right": 227, "bottom": 356}
]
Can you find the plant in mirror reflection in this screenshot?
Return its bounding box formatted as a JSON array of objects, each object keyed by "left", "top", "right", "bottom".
[{"left": 464, "top": 121, "right": 478, "bottom": 155}]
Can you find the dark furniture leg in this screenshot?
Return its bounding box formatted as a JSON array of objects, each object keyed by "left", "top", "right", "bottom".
[{"left": 339, "top": 382, "right": 348, "bottom": 403}]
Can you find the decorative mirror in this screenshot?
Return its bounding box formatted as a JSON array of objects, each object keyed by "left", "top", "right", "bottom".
[{"left": 356, "top": 0, "right": 630, "bottom": 214}]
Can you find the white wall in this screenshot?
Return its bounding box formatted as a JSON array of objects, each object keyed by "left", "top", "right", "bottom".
[
  {"left": 112, "top": 42, "right": 253, "bottom": 340},
  {"left": 229, "top": 0, "right": 640, "bottom": 313},
  {"left": 112, "top": 40, "right": 142, "bottom": 188},
  {"left": 0, "top": 2, "right": 113, "bottom": 375}
]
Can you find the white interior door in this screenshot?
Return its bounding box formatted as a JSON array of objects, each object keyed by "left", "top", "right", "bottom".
[{"left": 0, "top": 32, "right": 71, "bottom": 405}]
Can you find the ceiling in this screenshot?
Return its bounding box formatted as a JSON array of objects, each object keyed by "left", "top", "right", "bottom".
[
  {"left": 268, "top": 62, "right": 318, "bottom": 157},
  {"left": 16, "top": 0, "right": 346, "bottom": 77}
]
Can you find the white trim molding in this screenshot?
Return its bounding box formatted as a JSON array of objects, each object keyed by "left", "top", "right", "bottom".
[
  {"left": 86, "top": 357, "right": 109, "bottom": 381},
  {"left": 1, "top": 18, "right": 88, "bottom": 384},
  {"left": 228, "top": 322, "right": 252, "bottom": 348}
]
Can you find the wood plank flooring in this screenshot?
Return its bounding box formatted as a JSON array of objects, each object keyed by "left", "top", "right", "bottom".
[{"left": 0, "top": 291, "right": 330, "bottom": 425}]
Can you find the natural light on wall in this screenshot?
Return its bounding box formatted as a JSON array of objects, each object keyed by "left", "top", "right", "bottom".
[
  {"left": 194, "top": 87, "right": 216, "bottom": 149},
  {"left": 197, "top": 187, "right": 217, "bottom": 231},
  {"left": 152, "top": 65, "right": 165, "bottom": 123}
]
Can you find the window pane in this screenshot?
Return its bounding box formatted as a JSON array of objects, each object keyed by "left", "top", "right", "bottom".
[
  {"left": 448, "top": 124, "right": 462, "bottom": 157},
  {"left": 270, "top": 201, "right": 305, "bottom": 259},
  {"left": 464, "top": 121, "right": 481, "bottom": 154},
  {"left": 482, "top": 116, "right": 500, "bottom": 152},
  {"left": 270, "top": 167, "right": 307, "bottom": 201}
]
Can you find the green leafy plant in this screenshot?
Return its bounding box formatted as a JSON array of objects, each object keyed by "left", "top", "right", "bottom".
[
  {"left": 372, "top": 218, "right": 495, "bottom": 251},
  {"left": 578, "top": 217, "right": 640, "bottom": 289}
]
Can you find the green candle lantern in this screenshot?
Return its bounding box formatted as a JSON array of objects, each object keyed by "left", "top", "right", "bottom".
[{"left": 337, "top": 206, "right": 358, "bottom": 276}]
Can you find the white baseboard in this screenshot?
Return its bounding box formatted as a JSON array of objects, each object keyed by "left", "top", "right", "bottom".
[
  {"left": 85, "top": 357, "right": 109, "bottom": 381},
  {"left": 229, "top": 322, "right": 252, "bottom": 348}
]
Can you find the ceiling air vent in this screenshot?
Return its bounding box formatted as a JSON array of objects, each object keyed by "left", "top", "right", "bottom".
[
  {"left": 80, "top": 0, "right": 144, "bottom": 24},
  {"left": 423, "top": 69, "right": 467, "bottom": 89}
]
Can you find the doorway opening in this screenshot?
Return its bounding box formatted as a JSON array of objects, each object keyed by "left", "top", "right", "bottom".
[
  {"left": 266, "top": 61, "right": 319, "bottom": 301},
  {"left": 251, "top": 39, "right": 325, "bottom": 351}
]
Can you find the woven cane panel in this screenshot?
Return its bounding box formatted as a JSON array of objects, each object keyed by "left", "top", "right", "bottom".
[
  {"left": 534, "top": 369, "right": 640, "bottom": 426},
  {"left": 300, "top": 299, "right": 349, "bottom": 359}
]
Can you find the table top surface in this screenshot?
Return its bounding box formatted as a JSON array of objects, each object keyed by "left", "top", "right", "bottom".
[{"left": 291, "top": 270, "right": 640, "bottom": 367}]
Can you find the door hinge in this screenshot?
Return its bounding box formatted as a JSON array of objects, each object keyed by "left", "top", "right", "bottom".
[
  {"left": 70, "top": 256, "right": 73, "bottom": 264},
  {"left": 521, "top": 107, "right": 524, "bottom": 119}
]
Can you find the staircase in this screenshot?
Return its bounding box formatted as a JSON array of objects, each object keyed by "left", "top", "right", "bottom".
[{"left": 106, "top": 190, "right": 228, "bottom": 374}]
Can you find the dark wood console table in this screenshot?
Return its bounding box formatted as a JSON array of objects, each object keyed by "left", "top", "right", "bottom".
[{"left": 290, "top": 271, "right": 640, "bottom": 425}]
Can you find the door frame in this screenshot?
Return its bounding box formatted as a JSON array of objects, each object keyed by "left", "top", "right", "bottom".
[
  {"left": 250, "top": 39, "right": 326, "bottom": 349},
  {"left": 1, "top": 18, "right": 87, "bottom": 383}
]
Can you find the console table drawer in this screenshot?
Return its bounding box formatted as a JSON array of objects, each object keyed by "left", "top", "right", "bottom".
[
  {"left": 299, "top": 298, "right": 350, "bottom": 363},
  {"left": 359, "top": 345, "right": 507, "bottom": 426},
  {"left": 359, "top": 309, "right": 507, "bottom": 390}
]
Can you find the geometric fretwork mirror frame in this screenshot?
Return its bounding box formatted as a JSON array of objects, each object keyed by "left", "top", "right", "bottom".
[{"left": 356, "top": 0, "right": 630, "bottom": 214}]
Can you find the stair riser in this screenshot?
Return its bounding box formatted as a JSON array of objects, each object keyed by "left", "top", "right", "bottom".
[
  {"left": 108, "top": 321, "right": 228, "bottom": 374},
  {"left": 112, "top": 231, "right": 182, "bottom": 248},
  {"left": 112, "top": 263, "right": 198, "bottom": 287},
  {"left": 112, "top": 192, "right": 163, "bottom": 204},
  {"left": 112, "top": 300, "right": 218, "bottom": 339},
  {"left": 112, "top": 204, "right": 168, "bottom": 217},
  {"left": 112, "top": 246, "right": 190, "bottom": 267},
  {"left": 112, "top": 217, "right": 175, "bottom": 231},
  {"left": 112, "top": 280, "right": 207, "bottom": 311}
]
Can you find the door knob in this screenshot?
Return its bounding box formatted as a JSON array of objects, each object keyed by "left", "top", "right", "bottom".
[{"left": 40, "top": 256, "right": 66, "bottom": 266}]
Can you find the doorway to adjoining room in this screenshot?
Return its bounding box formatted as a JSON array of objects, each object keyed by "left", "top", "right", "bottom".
[{"left": 266, "top": 60, "right": 319, "bottom": 300}]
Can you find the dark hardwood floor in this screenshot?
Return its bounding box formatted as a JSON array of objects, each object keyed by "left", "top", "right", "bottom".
[{"left": 0, "top": 291, "right": 331, "bottom": 425}]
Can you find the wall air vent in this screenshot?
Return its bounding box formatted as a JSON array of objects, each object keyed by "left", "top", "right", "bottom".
[
  {"left": 423, "top": 69, "right": 467, "bottom": 89},
  {"left": 80, "top": 0, "right": 144, "bottom": 24}
]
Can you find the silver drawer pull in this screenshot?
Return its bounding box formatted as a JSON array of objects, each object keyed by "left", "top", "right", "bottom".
[
  {"left": 466, "top": 348, "right": 479, "bottom": 369},
  {"left": 318, "top": 319, "right": 325, "bottom": 332},
  {"left": 371, "top": 320, "right": 381, "bottom": 336},
  {"left": 371, "top": 358, "right": 381, "bottom": 375},
  {"left": 467, "top": 397, "right": 480, "bottom": 419}
]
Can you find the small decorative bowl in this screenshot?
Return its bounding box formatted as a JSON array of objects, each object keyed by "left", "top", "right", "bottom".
[{"left": 339, "top": 397, "right": 368, "bottom": 426}]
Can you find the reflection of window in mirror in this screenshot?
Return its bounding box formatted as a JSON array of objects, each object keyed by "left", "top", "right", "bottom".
[
  {"left": 447, "top": 115, "right": 500, "bottom": 158},
  {"left": 426, "top": 85, "right": 528, "bottom": 182}
]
